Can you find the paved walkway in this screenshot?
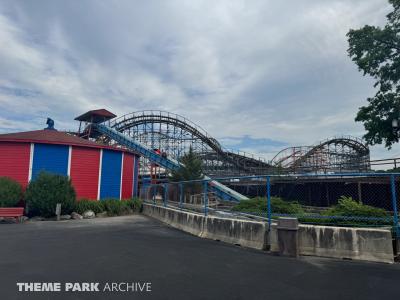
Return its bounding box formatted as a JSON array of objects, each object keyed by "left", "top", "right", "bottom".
[{"left": 0, "top": 215, "right": 399, "bottom": 299}]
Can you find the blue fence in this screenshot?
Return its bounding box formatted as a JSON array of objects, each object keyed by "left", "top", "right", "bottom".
[{"left": 141, "top": 173, "right": 400, "bottom": 238}]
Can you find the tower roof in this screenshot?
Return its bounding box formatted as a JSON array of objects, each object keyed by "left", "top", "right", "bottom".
[{"left": 74, "top": 109, "right": 116, "bottom": 123}]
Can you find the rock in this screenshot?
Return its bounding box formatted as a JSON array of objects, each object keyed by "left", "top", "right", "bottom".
[
  {"left": 71, "top": 212, "right": 83, "bottom": 220},
  {"left": 83, "top": 210, "right": 95, "bottom": 219},
  {"left": 95, "top": 212, "right": 108, "bottom": 218},
  {"left": 0, "top": 217, "right": 4, "bottom": 222},
  {"left": 30, "top": 216, "right": 44, "bottom": 221},
  {"left": 60, "top": 214, "right": 71, "bottom": 220},
  {"left": 20, "top": 216, "right": 29, "bottom": 223}
]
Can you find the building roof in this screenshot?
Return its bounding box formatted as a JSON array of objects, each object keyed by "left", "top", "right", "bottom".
[
  {"left": 74, "top": 109, "right": 117, "bottom": 123},
  {"left": 0, "top": 129, "right": 138, "bottom": 155}
]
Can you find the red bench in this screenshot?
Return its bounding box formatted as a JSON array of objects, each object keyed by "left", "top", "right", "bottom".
[{"left": 0, "top": 207, "right": 24, "bottom": 223}]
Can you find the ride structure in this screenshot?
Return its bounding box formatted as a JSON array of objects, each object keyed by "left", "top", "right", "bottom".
[
  {"left": 75, "top": 109, "right": 371, "bottom": 185},
  {"left": 271, "top": 136, "right": 370, "bottom": 173},
  {"left": 95, "top": 110, "right": 275, "bottom": 176},
  {"left": 94, "top": 110, "right": 370, "bottom": 175}
]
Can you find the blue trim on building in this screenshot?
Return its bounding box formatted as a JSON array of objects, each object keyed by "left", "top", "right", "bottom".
[
  {"left": 100, "top": 149, "right": 122, "bottom": 199},
  {"left": 31, "top": 143, "right": 69, "bottom": 179}
]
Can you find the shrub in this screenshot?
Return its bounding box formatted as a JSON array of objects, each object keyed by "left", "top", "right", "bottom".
[
  {"left": 130, "top": 197, "right": 143, "bottom": 212},
  {"left": 270, "top": 197, "right": 304, "bottom": 215},
  {"left": 25, "top": 172, "right": 76, "bottom": 217},
  {"left": 0, "top": 177, "right": 23, "bottom": 207},
  {"left": 232, "top": 195, "right": 391, "bottom": 227},
  {"left": 324, "top": 196, "right": 388, "bottom": 218},
  {"left": 320, "top": 196, "right": 391, "bottom": 225},
  {"left": 74, "top": 199, "right": 105, "bottom": 214},
  {"left": 232, "top": 197, "right": 304, "bottom": 215},
  {"left": 74, "top": 198, "right": 142, "bottom": 217},
  {"left": 101, "top": 198, "right": 131, "bottom": 216}
]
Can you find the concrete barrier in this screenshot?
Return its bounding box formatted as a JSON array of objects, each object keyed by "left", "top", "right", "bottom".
[
  {"left": 269, "top": 223, "right": 394, "bottom": 263},
  {"left": 143, "top": 204, "right": 267, "bottom": 250},
  {"left": 142, "top": 204, "right": 204, "bottom": 236},
  {"left": 298, "top": 225, "right": 394, "bottom": 264},
  {"left": 202, "top": 216, "right": 267, "bottom": 249},
  {"left": 143, "top": 204, "right": 394, "bottom": 263}
]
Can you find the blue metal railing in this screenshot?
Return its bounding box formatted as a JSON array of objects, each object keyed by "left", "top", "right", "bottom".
[{"left": 93, "top": 123, "right": 181, "bottom": 170}]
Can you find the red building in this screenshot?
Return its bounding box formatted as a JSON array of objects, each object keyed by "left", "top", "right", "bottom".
[{"left": 0, "top": 129, "right": 139, "bottom": 200}]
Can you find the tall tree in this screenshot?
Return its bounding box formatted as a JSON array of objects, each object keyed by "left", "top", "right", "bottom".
[
  {"left": 169, "top": 147, "right": 203, "bottom": 199},
  {"left": 169, "top": 147, "right": 203, "bottom": 182},
  {"left": 347, "top": 0, "right": 400, "bottom": 148}
]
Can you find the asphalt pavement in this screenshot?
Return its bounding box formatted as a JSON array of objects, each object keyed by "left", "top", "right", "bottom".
[{"left": 0, "top": 215, "right": 399, "bottom": 300}]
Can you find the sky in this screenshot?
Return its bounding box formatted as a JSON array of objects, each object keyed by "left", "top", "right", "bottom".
[{"left": 0, "top": 0, "right": 396, "bottom": 162}]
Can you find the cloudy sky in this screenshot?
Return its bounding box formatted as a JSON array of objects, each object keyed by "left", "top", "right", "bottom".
[{"left": 0, "top": 0, "right": 396, "bottom": 161}]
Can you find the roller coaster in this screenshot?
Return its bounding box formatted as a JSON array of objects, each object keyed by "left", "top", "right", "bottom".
[
  {"left": 81, "top": 110, "right": 370, "bottom": 176},
  {"left": 107, "top": 111, "right": 278, "bottom": 176},
  {"left": 271, "top": 137, "right": 370, "bottom": 173}
]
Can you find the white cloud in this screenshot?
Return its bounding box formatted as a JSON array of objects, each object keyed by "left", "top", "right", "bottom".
[{"left": 0, "top": 0, "right": 396, "bottom": 161}]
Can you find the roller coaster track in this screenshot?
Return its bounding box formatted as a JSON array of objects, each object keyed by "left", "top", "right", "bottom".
[
  {"left": 108, "top": 111, "right": 274, "bottom": 175},
  {"left": 271, "top": 136, "right": 370, "bottom": 172},
  {"left": 86, "top": 110, "right": 370, "bottom": 175}
]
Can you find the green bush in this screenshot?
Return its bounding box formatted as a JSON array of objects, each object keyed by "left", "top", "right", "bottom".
[
  {"left": 25, "top": 172, "right": 76, "bottom": 217},
  {"left": 73, "top": 198, "right": 142, "bottom": 217},
  {"left": 101, "top": 198, "right": 131, "bottom": 216},
  {"left": 0, "top": 177, "right": 23, "bottom": 207},
  {"left": 324, "top": 196, "right": 388, "bottom": 218},
  {"left": 319, "top": 196, "right": 391, "bottom": 225},
  {"left": 232, "top": 197, "right": 304, "bottom": 215},
  {"left": 232, "top": 195, "right": 391, "bottom": 227},
  {"left": 130, "top": 197, "right": 143, "bottom": 212},
  {"left": 74, "top": 199, "right": 105, "bottom": 214}
]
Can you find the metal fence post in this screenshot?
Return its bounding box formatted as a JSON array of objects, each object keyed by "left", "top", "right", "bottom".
[
  {"left": 390, "top": 175, "right": 400, "bottom": 238},
  {"left": 164, "top": 183, "right": 168, "bottom": 207},
  {"left": 204, "top": 180, "right": 208, "bottom": 217},
  {"left": 152, "top": 184, "right": 156, "bottom": 205},
  {"left": 267, "top": 176, "right": 271, "bottom": 230},
  {"left": 179, "top": 183, "right": 183, "bottom": 209}
]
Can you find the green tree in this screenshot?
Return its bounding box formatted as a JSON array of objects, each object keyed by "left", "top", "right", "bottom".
[
  {"left": 347, "top": 0, "right": 400, "bottom": 148},
  {"left": 169, "top": 147, "right": 203, "bottom": 182},
  {"left": 169, "top": 147, "right": 203, "bottom": 200}
]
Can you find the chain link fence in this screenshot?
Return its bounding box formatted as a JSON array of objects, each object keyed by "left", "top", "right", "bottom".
[{"left": 140, "top": 173, "right": 400, "bottom": 238}]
